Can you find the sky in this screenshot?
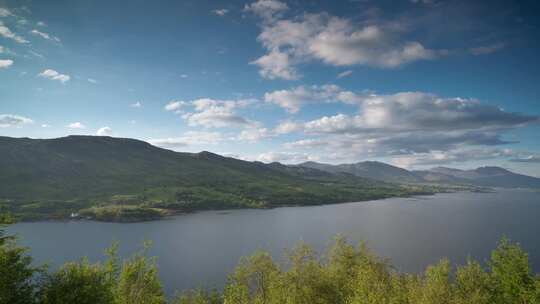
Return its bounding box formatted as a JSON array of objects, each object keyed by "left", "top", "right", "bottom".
[{"left": 1, "top": 0, "right": 540, "bottom": 176}]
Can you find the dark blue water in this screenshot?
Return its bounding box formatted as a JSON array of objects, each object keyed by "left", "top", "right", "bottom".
[{"left": 8, "top": 189, "right": 540, "bottom": 295}]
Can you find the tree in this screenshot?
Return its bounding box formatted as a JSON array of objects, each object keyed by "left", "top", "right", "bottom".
[
  {"left": 489, "top": 238, "right": 536, "bottom": 304},
  {"left": 115, "top": 241, "right": 165, "bottom": 304},
  {"left": 0, "top": 244, "right": 40, "bottom": 304},
  {"left": 454, "top": 259, "right": 490, "bottom": 304},
  {"left": 39, "top": 258, "right": 115, "bottom": 304}
]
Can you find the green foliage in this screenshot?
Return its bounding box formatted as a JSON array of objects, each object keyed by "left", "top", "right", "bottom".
[
  {"left": 39, "top": 258, "right": 116, "bottom": 304},
  {"left": 115, "top": 242, "right": 166, "bottom": 304},
  {"left": 489, "top": 238, "right": 537, "bottom": 304},
  {"left": 0, "top": 244, "right": 40, "bottom": 304},
  {"left": 172, "top": 289, "right": 221, "bottom": 304},
  {"left": 2, "top": 234, "right": 540, "bottom": 303}
]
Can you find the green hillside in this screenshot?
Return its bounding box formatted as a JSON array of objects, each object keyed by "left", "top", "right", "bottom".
[{"left": 0, "top": 136, "right": 432, "bottom": 221}]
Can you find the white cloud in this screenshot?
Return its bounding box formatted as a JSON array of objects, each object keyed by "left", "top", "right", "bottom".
[
  {"left": 273, "top": 89, "right": 538, "bottom": 165},
  {"left": 87, "top": 78, "right": 98, "bottom": 84},
  {"left": 244, "top": 0, "right": 288, "bottom": 23},
  {"left": 38, "top": 69, "right": 70, "bottom": 83},
  {"left": 149, "top": 131, "right": 226, "bottom": 149},
  {"left": 256, "top": 151, "right": 318, "bottom": 164},
  {"left": 0, "top": 114, "right": 33, "bottom": 127},
  {"left": 248, "top": 8, "right": 440, "bottom": 79},
  {"left": 275, "top": 120, "right": 302, "bottom": 134},
  {"left": 130, "top": 101, "right": 142, "bottom": 108},
  {"left": 250, "top": 49, "right": 299, "bottom": 80},
  {"left": 0, "top": 59, "right": 13, "bottom": 68},
  {"left": 30, "top": 29, "right": 60, "bottom": 42},
  {"left": 0, "top": 21, "right": 28, "bottom": 43},
  {"left": 96, "top": 126, "right": 112, "bottom": 136},
  {"left": 212, "top": 9, "right": 229, "bottom": 16},
  {"left": 37, "top": 21, "right": 46, "bottom": 27},
  {"left": 300, "top": 92, "right": 537, "bottom": 135},
  {"left": 41, "top": 124, "right": 50, "bottom": 128},
  {"left": 238, "top": 128, "right": 273, "bottom": 142},
  {"left": 164, "top": 100, "right": 187, "bottom": 112},
  {"left": 184, "top": 99, "right": 253, "bottom": 128},
  {"left": 390, "top": 148, "right": 516, "bottom": 168},
  {"left": 0, "top": 8, "right": 12, "bottom": 17},
  {"left": 264, "top": 85, "right": 362, "bottom": 113},
  {"left": 337, "top": 70, "right": 353, "bottom": 78},
  {"left": 67, "top": 122, "right": 86, "bottom": 129},
  {"left": 166, "top": 98, "right": 258, "bottom": 128}
]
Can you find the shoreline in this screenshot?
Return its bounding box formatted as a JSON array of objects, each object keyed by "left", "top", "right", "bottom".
[{"left": 12, "top": 186, "right": 498, "bottom": 224}]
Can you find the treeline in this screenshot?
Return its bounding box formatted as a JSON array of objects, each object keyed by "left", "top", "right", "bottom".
[{"left": 1, "top": 221, "right": 539, "bottom": 303}]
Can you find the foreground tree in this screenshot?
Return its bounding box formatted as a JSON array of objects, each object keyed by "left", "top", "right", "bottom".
[{"left": 115, "top": 242, "right": 165, "bottom": 304}]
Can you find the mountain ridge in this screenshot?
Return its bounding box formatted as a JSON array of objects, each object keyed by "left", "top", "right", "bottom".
[{"left": 0, "top": 135, "right": 430, "bottom": 221}]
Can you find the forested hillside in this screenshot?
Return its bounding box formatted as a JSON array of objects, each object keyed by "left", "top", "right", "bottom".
[{"left": 0, "top": 136, "right": 431, "bottom": 221}]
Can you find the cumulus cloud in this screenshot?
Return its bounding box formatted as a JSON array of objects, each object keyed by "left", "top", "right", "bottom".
[
  {"left": 212, "top": 9, "right": 229, "bottom": 16},
  {"left": 264, "top": 85, "right": 362, "bottom": 113},
  {"left": 165, "top": 98, "right": 258, "bottom": 128},
  {"left": 0, "top": 114, "right": 33, "bottom": 127},
  {"left": 96, "top": 126, "right": 112, "bottom": 136},
  {"left": 246, "top": 5, "right": 440, "bottom": 79},
  {"left": 0, "top": 59, "right": 13, "bottom": 68},
  {"left": 250, "top": 49, "right": 299, "bottom": 80},
  {"left": 30, "top": 29, "right": 61, "bottom": 42},
  {"left": 300, "top": 92, "right": 537, "bottom": 135},
  {"left": 38, "top": 69, "right": 70, "bottom": 83},
  {"left": 274, "top": 88, "right": 538, "bottom": 165},
  {"left": 67, "top": 122, "right": 85, "bottom": 129},
  {"left": 244, "top": 0, "right": 288, "bottom": 23},
  {"left": 0, "top": 21, "right": 28, "bottom": 43},
  {"left": 130, "top": 101, "right": 142, "bottom": 108}
]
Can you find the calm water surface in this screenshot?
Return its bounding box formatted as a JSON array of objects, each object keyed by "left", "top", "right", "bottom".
[{"left": 8, "top": 189, "right": 540, "bottom": 295}]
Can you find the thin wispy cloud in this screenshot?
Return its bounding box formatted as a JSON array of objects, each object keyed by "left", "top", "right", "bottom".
[{"left": 0, "top": 21, "right": 28, "bottom": 43}]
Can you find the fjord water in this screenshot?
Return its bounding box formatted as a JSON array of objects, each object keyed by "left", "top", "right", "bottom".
[{"left": 8, "top": 189, "right": 540, "bottom": 295}]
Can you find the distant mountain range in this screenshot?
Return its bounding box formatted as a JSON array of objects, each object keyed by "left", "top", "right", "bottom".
[
  {"left": 0, "top": 135, "right": 537, "bottom": 221},
  {"left": 299, "top": 161, "right": 540, "bottom": 189}
]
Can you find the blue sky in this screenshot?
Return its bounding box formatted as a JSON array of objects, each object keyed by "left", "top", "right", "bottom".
[{"left": 1, "top": 0, "right": 540, "bottom": 175}]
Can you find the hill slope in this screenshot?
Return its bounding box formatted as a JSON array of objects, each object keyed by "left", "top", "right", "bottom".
[
  {"left": 300, "top": 161, "right": 424, "bottom": 183},
  {"left": 0, "top": 136, "right": 425, "bottom": 221}
]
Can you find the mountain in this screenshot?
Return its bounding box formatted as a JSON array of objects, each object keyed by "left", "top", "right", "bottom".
[
  {"left": 300, "top": 161, "right": 540, "bottom": 189},
  {"left": 299, "top": 161, "right": 424, "bottom": 183},
  {"left": 426, "top": 166, "right": 540, "bottom": 188},
  {"left": 0, "top": 136, "right": 422, "bottom": 221}
]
